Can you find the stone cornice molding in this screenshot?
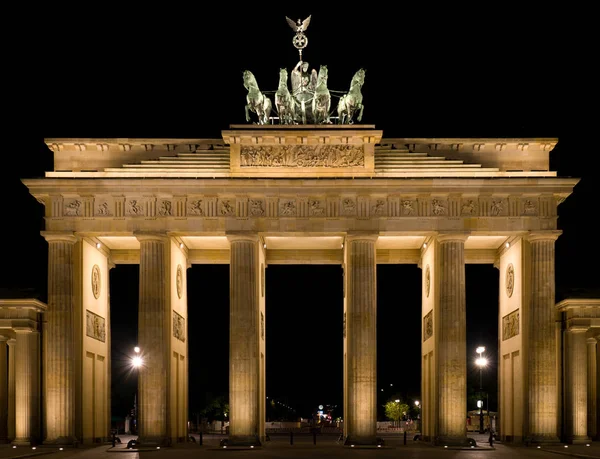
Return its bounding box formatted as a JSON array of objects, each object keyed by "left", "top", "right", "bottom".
[
  {"left": 436, "top": 232, "right": 470, "bottom": 243},
  {"left": 41, "top": 231, "right": 78, "bottom": 244},
  {"left": 0, "top": 299, "right": 47, "bottom": 312},
  {"left": 0, "top": 335, "right": 8, "bottom": 342},
  {"left": 556, "top": 298, "right": 600, "bottom": 311},
  {"left": 568, "top": 325, "right": 589, "bottom": 332},
  {"left": 526, "top": 230, "right": 562, "bottom": 242}
]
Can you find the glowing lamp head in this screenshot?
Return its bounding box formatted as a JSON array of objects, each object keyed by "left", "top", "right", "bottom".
[
  {"left": 475, "top": 357, "right": 488, "bottom": 368},
  {"left": 132, "top": 356, "right": 143, "bottom": 368},
  {"left": 476, "top": 346, "right": 485, "bottom": 354}
]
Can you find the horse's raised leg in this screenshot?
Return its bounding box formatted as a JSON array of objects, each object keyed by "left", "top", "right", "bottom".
[
  {"left": 245, "top": 105, "right": 251, "bottom": 122},
  {"left": 357, "top": 104, "right": 364, "bottom": 123}
]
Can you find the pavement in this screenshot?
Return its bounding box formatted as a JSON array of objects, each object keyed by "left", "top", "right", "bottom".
[{"left": 0, "top": 433, "right": 598, "bottom": 459}]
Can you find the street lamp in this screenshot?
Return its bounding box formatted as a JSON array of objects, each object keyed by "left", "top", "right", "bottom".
[
  {"left": 131, "top": 347, "right": 143, "bottom": 436},
  {"left": 475, "top": 346, "right": 488, "bottom": 434}
]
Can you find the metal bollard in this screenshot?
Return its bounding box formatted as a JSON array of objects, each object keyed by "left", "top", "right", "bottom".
[
  {"left": 199, "top": 432, "right": 203, "bottom": 446},
  {"left": 290, "top": 431, "right": 293, "bottom": 445},
  {"left": 404, "top": 430, "right": 407, "bottom": 445},
  {"left": 313, "top": 430, "right": 317, "bottom": 445}
]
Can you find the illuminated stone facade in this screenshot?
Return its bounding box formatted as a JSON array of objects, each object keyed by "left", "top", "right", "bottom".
[{"left": 6, "top": 126, "right": 591, "bottom": 446}]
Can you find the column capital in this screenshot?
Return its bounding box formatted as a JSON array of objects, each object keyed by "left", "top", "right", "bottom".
[
  {"left": 569, "top": 325, "right": 589, "bottom": 333},
  {"left": 436, "top": 232, "right": 469, "bottom": 243},
  {"left": 7, "top": 339, "right": 16, "bottom": 346},
  {"left": 587, "top": 337, "right": 598, "bottom": 344},
  {"left": 526, "top": 230, "right": 562, "bottom": 242},
  {"left": 345, "top": 232, "right": 378, "bottom": 243},
  {"left": 41, "top": 231, "right": 78, "bottom": 244},
  {"left": 0, "top": 335, "right": 8, "bottom": 342},
  {"left": 134, "top": 232, "right": 169, "bottom": 243},
  {"left": 226, "top": 232, "right": 259, "bottom": 243},
  {"left": 12, "top": 327, "right": 34, "bottom": 334}
]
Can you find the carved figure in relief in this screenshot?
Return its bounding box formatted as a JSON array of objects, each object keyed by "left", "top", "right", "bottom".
[
  {"left": 220, "top": 200, "right": 235, "bottom": 216},
  {"left": 432, "top": 199, "right": 446, "bottom": 216},
  {"left": 275, "top": 68, "right": 296, "bottom": 125},
  {"left": 188, "top": 200, "right": 204, "bottom": 216},
  {"left": 279, "top": 200, "right": 296, "bottom": 216},
  {"left": 402, "top": 200, "right": 415, "bottom": 215},
  {"left": 491, "top": 200, "right": 504, "bottom": 216},
  {"left": 371, "top": 199, "right": 386, "bottom": 216},
  {"left": 309, "top": 200, "right": 325, "bottom": 215},
  {"left": 128, "top": 200, "right": 143, "bottom": 215},
  {"left": 461, "top": 200, "right": 476, "bottom": 215},
  {"left": 243, "top": 70, "right": 272, "bottom": 125},
  {"left": 64, "top": 200, "right": 82, "bottom": 216},
  {"left": 249, "top": 199, "right": 265, "bottom": 216},
  {"left": 523, "top": 200, "right": 537, "bottom": 215},
  {"left": 97, "top": 202, "right": 111, "bottom": 216},
  {"left": 158, "top": 200, "right": 172, "bottom": 216},
  {"left": 342, "top": 198, "right": 356, "bottom": 215}
]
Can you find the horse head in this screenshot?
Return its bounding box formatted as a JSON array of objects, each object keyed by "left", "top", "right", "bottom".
[
  {"left": 243, "top": 70, "right": 257, "bottom": 90},
  {"left": 278, "top": 68, "right": 288, "bottom": 87},
  {"left": 352, "top": 68, "right": 365, "bottom": 87},
  {"left": 317, "top": 65, "right": 328, "bottom": 86}
]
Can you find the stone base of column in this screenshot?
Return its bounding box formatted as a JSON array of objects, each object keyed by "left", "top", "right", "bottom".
[
  {"left": 12, "top": 438, "right": 36, "bottom": 446},
  {"left": 43, "top": 436, "right": 78, "bottom": 446},
  {"left": 136, "top": 435, "right": 171, "bottom": 447},
  {"left": 344, "top": 435, "right": 378, "bottom": 446},
  {"left": 524, "top": 434, "right": 561, "bottom": 445},
  {"left": 226, "top": 435, "right": 261, "bottom": 447},
  {"left": 434, "top": 435, "right": 470, "bottom": 447},
  {"left": 566, "top": 435, "right": 591, "bottom": 444}
]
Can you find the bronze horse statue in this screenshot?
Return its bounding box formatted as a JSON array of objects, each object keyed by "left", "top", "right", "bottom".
[
  {"left": 336, "top": 68, "right": 366, "bottom": 124},
  {"left": 275, "top": 68, "right": 295, "bottom": 125},
  {"left": 243, "top": 70, "right": 272, "bottom": 125}
]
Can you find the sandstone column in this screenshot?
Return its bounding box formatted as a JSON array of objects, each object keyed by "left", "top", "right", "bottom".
[
  {"left": 136, "top": 234, "right": 170, "bottom": 445},
  {"left": 43, "top": 232, "right": 77, "bottom": 444},
  {"left": 587, "top": 337, "right": 597, "bottom": 441},
  {"left": 344, "top": 233, "right": 377, "bottom": 445},
  {"left": 7, "top": 339, "right": 15, "bottom": 441},
  {"left": 564, "top": 328, "right": 589, "bottom": 443},
  {"left": 0, "top": 336, "right": 8, "bottom": 443},
  {"left": 436, "top": 233, "right": 468, "bottom": 445},
  {"left": 228, "top": 233, "right": 261, "bottom": 446},
  {"left": 13, "top": 328, "right": 40, "bottom": 445},
  {"left": 526, "top": 232, "right": 560, "bottom": 443},
  {"left": 597, "top": 335, "right": 600, "bottom": 441}
]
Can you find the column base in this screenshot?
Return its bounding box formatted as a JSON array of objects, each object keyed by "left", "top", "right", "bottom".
[
  {"left": 524, "top": 434, "right": 561, "bottom": 445},
  {"left": 566, "top": 435, "right": 591, "bottom": 444},
  {"left": 43, "top": 436, "right": 78, "bottom": 446},
  {"left": 344, "top": 435, "right": 379, "bottom": 446},
  {"left": 136, "top": 436, "right": 172, "bottom": 447},
  {"left": 226, "top": 435, "right": 261, "bottom": 447},
  {"left": 434, "top": 435, "right": 471, "bottom": 447},
  {"left": 12, "top": 438, "right": 36, "bottom": 446}
]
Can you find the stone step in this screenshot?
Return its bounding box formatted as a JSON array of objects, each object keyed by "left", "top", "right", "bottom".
[
  {"left": 375, "top": 167, "right": 500, "bottom": 172},
  {"left": 122, "top": 163, "right": 229, "bottom": 169},
  {"left": 375, "top": 160, "right": 466, "bottom": 166}
]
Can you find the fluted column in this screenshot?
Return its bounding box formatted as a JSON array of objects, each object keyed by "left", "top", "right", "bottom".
[
  {"left": 7, "top": 339, "right": 15, "bottom": 441},
  {"left": 344, "top": 233, "right": 377, "bottom": 445},
  {"left": 13, "top": 329, "right": 40, "bottom": 445},
  {"left": 228, "top": 233, "right": 260, "bottom": 446},
  {"left": 0, "top": 336, "right": 8, "bottom": 443},
  {"left": 597, "top": 335, "right": 600, "bottom": 441},
  {"left": 526, "top": 232, "right": 560, "bottom": 443},
  {"left": 564, "top": 328, "right": 589, "bottom": 443},
  {"left": 587, "top": 338, "right": 597, "bottom": 441},
  {"left": 436, "top": 233, "right": 468, "bottom": 445},
  {"left": 136, "top": 234, "right": 170, "bottom": 445},
  {"left": 43, "top": 232, "right": 77, "bottom": 444}
]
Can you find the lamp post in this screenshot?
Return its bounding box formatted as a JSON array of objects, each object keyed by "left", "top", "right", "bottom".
[
  {"left": 414, "top": 400, "right": 420, "bottom": 432},
  {"left": 475, "top": 346, "right": 488, "bottom": 434},
  {"left": 131, "top": 347, "right": 143, "bottom": 437}
]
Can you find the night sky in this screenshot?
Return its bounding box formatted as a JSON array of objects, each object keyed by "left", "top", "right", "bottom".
[{"left": 5, "top": 7, "right": 596, "bottom": 423}]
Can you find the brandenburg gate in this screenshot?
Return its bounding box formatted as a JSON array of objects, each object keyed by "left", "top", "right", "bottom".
[{"left": 8, "top": 126, "right": 589, "bottom": 447}]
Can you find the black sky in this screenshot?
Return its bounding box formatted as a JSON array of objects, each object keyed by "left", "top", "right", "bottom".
[{"left": 4, "top": 6, "right": 596, "bottom": 422}]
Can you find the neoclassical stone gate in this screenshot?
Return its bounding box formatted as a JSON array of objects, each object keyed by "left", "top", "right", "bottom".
[{"left": 11, "top": 125, "right": 588, "bottom": 446}]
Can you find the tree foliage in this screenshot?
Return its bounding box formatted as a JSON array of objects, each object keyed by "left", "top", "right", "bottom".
[{"left": 384, "top": 399, "right": 410, "bottom": 424}]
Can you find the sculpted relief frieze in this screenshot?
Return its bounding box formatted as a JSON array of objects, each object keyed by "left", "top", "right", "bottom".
[
  {"left": 51, "top": 195, "right": 556, "bottom": 220},
  {"left": 240, "top": 145, "right": 364, "bottom": 168}
]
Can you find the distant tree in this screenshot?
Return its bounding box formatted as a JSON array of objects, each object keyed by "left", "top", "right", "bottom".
[
  {"left": 384, "top": 399, "right": 409, "bottom": 427},
  {"left": 200, "top": 395, "right": 229, "bottom": 421}
]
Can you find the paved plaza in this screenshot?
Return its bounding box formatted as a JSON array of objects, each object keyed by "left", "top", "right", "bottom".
[{"left": 1, "top": 434, "right": 598, "bottom": 459}]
